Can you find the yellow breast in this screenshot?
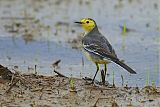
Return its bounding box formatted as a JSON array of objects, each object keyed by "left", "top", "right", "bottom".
[{"left": 82, "top": 49, "right": 111, "bottom": 64}]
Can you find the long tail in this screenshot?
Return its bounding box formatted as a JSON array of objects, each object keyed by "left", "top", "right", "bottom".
[
  {"left": 84, "top": 48, "right": 137, "bottom": 74},
  {"left": 113, "top": 59, "right": 136, "bottom": 74}
]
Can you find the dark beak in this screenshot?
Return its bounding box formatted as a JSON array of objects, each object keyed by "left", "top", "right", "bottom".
[{"left": 74, "top": 22, "right": 83, "bottom": 24}]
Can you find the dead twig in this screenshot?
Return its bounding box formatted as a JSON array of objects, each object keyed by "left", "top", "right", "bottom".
[
  {"left": 31, "top": 88, "right": 44, "bottom": 92},
  {"left": 53, "top": 70, "right": 67, "bottom": 78},
  {"left": 39, "top": 86, "right": 45, "bottom": 100},
  {"left": 52, "top": 60, "right": 61, "bottom": 69},
  {"left": 5, "top": 79, "right": 19, "bottom": 94},
  {"left": 93, "top": 98, "right": 109, "bottom": 107}
]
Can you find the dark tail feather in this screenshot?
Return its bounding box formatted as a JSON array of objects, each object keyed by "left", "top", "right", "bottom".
[
  {"left": 88, "top": 49, "right": 137, "bottom": 74},
  {"left": 113, "top": 60, "right": 136, "bottom": 74}
]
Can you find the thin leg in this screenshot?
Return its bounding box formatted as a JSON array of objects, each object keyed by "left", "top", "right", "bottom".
[
  {"left": 92, "top": 63, "right": 100, "bottom": 83},
  {"left": 101, "top": 70, "right": 105, "bottom": 85},
  {"left": 104, "top": 64, "right": 107, "bottom": 81}
]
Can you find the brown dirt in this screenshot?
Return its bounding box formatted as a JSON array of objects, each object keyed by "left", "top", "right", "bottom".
[{"left": 0, "top": 72, "right": 160, "bottom": 107}]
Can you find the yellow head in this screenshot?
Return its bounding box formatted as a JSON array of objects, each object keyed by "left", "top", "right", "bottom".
[{"left": 75, "top": 18, "right": 96, "bottom": 32}]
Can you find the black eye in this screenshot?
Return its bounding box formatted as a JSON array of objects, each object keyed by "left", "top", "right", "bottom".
[{"left": 86, "top": 21, "right": 89, "bottom": 23}]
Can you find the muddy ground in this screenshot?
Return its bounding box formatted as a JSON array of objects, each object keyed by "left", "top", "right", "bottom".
[{"left": 0, "top": 66, "right": 160, "bottom": 107}]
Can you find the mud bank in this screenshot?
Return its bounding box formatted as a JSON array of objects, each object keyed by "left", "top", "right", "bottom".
[{"left": 0, "top": 70, "right": 160, "bottom": 107}]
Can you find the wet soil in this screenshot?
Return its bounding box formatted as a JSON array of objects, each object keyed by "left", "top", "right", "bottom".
[{"left": 0, "top": 70, "right": 160, "bottom": 107}]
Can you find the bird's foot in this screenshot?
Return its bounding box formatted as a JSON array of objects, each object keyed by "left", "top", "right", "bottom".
[{"left": 98, "top": 81, "right": 109, "bottom": 86}]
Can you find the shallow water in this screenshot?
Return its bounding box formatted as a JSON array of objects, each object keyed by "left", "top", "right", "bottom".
[{"left": 0, "top": 0, "right": 159, "bottom": 86}]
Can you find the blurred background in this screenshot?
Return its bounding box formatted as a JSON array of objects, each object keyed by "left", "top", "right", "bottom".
[{"left": 0, "top": 0, "right": 159, "bottom": 86}]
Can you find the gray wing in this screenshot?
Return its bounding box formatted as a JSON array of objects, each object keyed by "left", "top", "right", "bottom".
[
  {"left": 82, "top": 33, "right": 137, "bottom": 74},
  {"left": 82, "top": 33, "right": 117, "bottom": 60}
]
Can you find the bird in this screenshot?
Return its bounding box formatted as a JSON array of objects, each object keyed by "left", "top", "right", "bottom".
[{"left": 74, "top": 18, "right": 136, "bottom": 83}]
